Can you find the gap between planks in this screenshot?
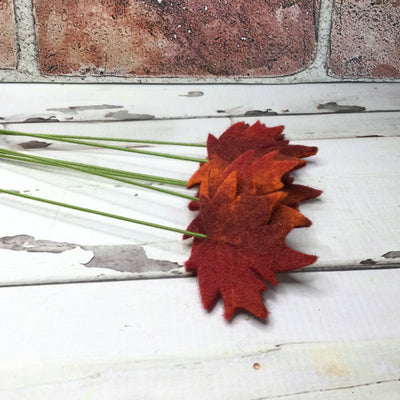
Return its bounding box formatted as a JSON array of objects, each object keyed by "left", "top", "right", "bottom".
[
  {"left": 3, "top": 109, "right": 400, "bottom": 124},
  {"left": 0, "top": 262, "right": 399, "bottom": 289}
]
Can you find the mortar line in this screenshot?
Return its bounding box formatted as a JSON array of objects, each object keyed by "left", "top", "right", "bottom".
[
  {"left": 292, "top": 0, "right": 336, "bottom": 82},
  {"left": 13, "top": 0, "right": 40, "bottom": 76},
  {"left": 315, "top": 0, "right": 335, "bottom": 71}
]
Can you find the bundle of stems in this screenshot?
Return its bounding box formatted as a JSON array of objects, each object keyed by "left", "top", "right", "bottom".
[{"left": 0, "top": 128, "right": 208, "bottom": 238}]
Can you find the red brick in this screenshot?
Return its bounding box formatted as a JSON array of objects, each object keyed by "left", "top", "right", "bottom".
[
  {"left": 0, "top": 0, "right": 17, "bottom": 69},
  {"left": 33, "top": 0, "right": 319, "bottom": 77},
  {"left": 329, "top": 0, "right": 400, "bottom": 78}
]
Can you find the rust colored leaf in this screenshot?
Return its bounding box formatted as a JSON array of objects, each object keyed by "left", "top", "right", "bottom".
[
  {"left": 207, "top": 121, "right": 317, "bottom": 162},
  {"left": 185, "top": 121, "right": 321, "bottom": 319},
  {"left": 188, "top": 121, "right": 320, "bottom": 211},
  {"left": 185, "top": 171, "right": 317, "bottom": 319}
]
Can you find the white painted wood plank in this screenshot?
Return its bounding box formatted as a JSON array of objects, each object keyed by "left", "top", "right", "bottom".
[
  {"left": 2, "top": 110, "right": 400, "bottom": 146},
  {"left": 267, "top": 382, "right": 400, "bottom": 400},
  {"left": 0, "top": 269, "right": 399, "bottom": 399},
  {"left": 0, "top": 136, "right": 399, "bottom": 285},
  {"left": 0, "top": 83, "right": 399, "bottom": 123}
]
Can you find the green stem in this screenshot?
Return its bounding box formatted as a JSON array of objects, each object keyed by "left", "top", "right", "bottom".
[
  {"left": 0, "top": 148, "right": 188, "bottom": 186},
  {"left": 0, "top": 188, "right": 207, "bottom": 239},
  {"left": 0, "top": 153, "right": 199, "bottom": 202},
  {"left": 0, "top": 129, "right": 208, "bottom": 163},
  {"left": 24, "top": 134, "right": 206, "bottom": 147}
]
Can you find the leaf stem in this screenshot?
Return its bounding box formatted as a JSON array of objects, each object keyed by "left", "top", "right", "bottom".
[
  {"left": 0, "top": 129, "right": 208, "bottom": 163},
  {"left": 0, "top": 188, "right": 207, "bottom": 239},
  {"left": 0, "top": 152, "right": 199, "bottom": 202},
  {"left": 24, "top": 134, "right": 206, "bottom": 147},
  {"left": 0, "top": 148, "right": 188, "bottom": 186}
]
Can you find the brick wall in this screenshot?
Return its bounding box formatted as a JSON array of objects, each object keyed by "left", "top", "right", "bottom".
[
  {"left": 0, "top": 0, "right": 17, "bottom": 69},
  {"left": 0, "top": 0, "right": 399, "bottom": 82}
]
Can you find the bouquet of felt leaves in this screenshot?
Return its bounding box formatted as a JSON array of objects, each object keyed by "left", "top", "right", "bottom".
[{"left": 0, "top": 121, "right": 321, "bottom": 320}]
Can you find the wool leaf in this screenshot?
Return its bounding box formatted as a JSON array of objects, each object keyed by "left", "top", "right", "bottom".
[
  {"left": 185, "top": 121, "right": 320, "bottom": 320},
  {"left": 185, "top": 171, "right": 317, "bottom": 319},
  {"left": 187, "top": 122, "right": 320, "bottom": 211}
]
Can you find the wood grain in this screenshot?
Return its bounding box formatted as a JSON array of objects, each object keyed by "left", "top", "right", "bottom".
[
  {"left": 0, "top": 134, "right": 399, "bottom": 285},
  {"left": 0, "top": 269, "right": 398, "bottom": 399},
  {"left": 0, "top": 83, "right": 399, "bottom": 123},
  {"left": 0, "top": 82, "right": 399, "bottom": 399}
]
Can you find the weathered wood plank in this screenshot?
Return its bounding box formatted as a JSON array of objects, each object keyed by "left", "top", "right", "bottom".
[
  {"left": 0, "top": 269, "right": 399, "bottom": 399},
  {"left": 0, "top": 83, "right": 399, "bottom": 123},
  {"left": 0, "top": 136, "right": 399, "bottom": 285},
  {"left": 2, "top": 110, "right": 400, "bottom": 147}
]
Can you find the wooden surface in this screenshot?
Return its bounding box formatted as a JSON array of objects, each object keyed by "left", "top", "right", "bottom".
[
  {"left": 0, "top": 83, "right": 399, "bottom": 399},
  {"left": 0, "top": 270, "right": 399, "bottom": 400}
]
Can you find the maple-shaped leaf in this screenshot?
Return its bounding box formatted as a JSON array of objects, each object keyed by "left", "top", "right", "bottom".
[
  {"left": 187, "top": 157, "right": 226, "bottom": 189},
  {"left": 207, "top": 121, "right": 284, "bottom": 162},
  {"left": 185, "top": 172, "right": 317, "bottom": 319},
  {"left": 225, "top": 150, "right": 304, "bottom": 196},
  {"left": 187, "top": 230, "right": 316, "bottom": 320},
  {"left": 186, "top": 239, "right": 270, "bottom": 319},
  {"left": 196, "top": 170, "right": 286, "bottom": 244},
  {"left": 207, "top": 121, "right": 317, "bottom": 162},
  {"left": 282, "top": 183, "right": 323, "bottom": 210},
  {"left": 188, "top": 150, "right": 304, "bottom": 210},
  {"left": 187, "top": 122, "right": 320, "bottom": 210}
]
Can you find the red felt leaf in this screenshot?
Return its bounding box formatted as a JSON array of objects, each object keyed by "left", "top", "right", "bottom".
[
  {"left": 281, "top": 183, "right": 323, "bottom": 210},
  {"left": 198, "top": 171, "right": 286, "bottom": 244},
  {"left": 184, "top": 121, "right": 321, "bottom": 319},
  {"left": 185, "top": 171, "right": 317, "bottom": 319},
  {"left": 207, "top": 120, "right": 317, "bottom": 162}
]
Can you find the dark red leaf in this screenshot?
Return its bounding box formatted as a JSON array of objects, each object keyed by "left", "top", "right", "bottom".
[{"left": 185, "top": 171, "right": 317, "bottom": 319}]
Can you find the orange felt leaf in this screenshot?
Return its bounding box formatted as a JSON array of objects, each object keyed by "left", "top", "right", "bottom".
[
  {"left": 187, "top": 122, "right": 320, "bottom": 211},
  {"left": 198, "top": 171, "right": 286, "bottom": 244},
  {"left": 184, "top": 121, "right": 321, "bottom": 320},
  {"left": 189, "top": 150, "right": 303, "bottom": 210}
]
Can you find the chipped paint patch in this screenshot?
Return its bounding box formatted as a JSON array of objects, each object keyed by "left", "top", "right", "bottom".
[
  {"left": 0, "top": 235, "right": 180, "bottom": 274},
  {"left": 317, "top": 102, "right": 366, "bottom": 113},
  {"left": 180, "top": 91, "right": 204, "bottom": 97},
  {"left": 23, "top": 116, "right": 59, "bottom": 123},
  {"left": 382, "top": 251, "right": 400, "bottom": 259},
  {"left": 244, "top": 109, "right": 278, "bottom": 116},
  {"left": 47, "top": 105, "right": 123, "bottom": 114},
  {"left": 19, "top": 140, "right": 52, "bottom": 149},
  {"left": 83, "top": 244, "right": 179, "bottom": 273},
  {"left": 360, "top": 259, "right": 377, "bottom": 265},
  {"left": 0, "top": 235, "right": 77, "bottom": 253},
  {"left": 104, "top": 110, "right": 155, "bottom": 121}
]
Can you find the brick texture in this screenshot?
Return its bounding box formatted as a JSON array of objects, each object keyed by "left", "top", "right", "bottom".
[
  {"left": 33, "top": 0, "right": 319, "bottom": 77},
  {"left": 329, "top": 0, "right": 400, "bottom": 78},
  {"left": 0, "top": 0, "right": 17, "bottom": 69}
]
